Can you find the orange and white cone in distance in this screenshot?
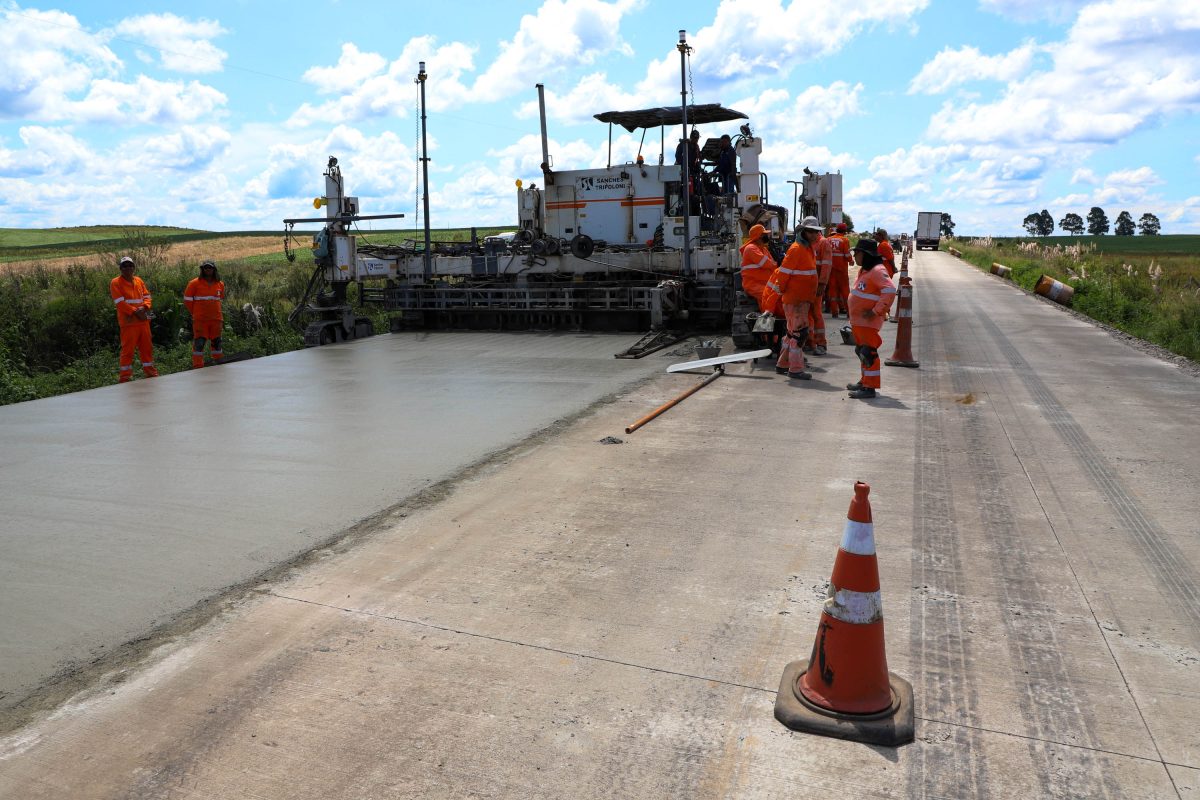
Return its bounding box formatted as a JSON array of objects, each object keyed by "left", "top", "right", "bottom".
[
  {"left": 774, "top": 482, "right": 914, "bottom": 746},
  {"left": 885, "top": 277, "right": 919, "bottom": 368}
]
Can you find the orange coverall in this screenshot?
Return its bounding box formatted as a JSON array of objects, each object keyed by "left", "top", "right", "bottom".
[
  {"left": 848, "top": 264, "right": 898, "bottom": 390},
  {"left": 878, "top": 239, "right": 896, "bottom": 277},
  {"left": 110, "top": 275, "right": 158, "bottom": 382},
  {"left": 808, "top": 235, "right": 833, "bottom": 348},
  {"left": 739, "top": 239, "right": 777, "bottom": 311},
  {"left": 827, "top": 233, "right": 853, "bottom": 316},
  {"left": 184, "top": 277, "right": 226, "bottom": 368},
  {"left": 766, "top": 241, "right": 819, "bottom": 375}
]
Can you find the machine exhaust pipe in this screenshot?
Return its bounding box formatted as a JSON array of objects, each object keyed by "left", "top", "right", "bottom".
[{"left": 537, "top": 83, "right": 553, "bottom": 185}]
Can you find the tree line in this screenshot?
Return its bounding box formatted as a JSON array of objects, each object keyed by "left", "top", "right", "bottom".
[{"left": 1021, "top": 208, "right": 1161, "bottom": 236}]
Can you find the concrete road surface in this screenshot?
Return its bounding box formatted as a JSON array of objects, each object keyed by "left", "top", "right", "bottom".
[
  {"left": 0, "top": 332, "right": 668, "bottom": 713},
  {"left": 1, "top": 251, "right": 1198, "bottom": 798}
]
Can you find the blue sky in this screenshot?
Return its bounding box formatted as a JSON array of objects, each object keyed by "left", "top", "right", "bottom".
[{"left": 1, "top": 0, "right": 1197, "bottom": 236}]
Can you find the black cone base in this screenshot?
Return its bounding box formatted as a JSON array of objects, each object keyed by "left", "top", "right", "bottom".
[{"left": 773, "top": 659, "right": 915, "bottom": 747}]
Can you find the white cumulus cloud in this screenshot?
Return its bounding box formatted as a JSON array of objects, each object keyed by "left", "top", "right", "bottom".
[
  {"left": 908, "top": 42, "right": 1038, "bottom": 94},
  {"left": 0, "top": 126, "right": 94, "bottom": 176},
  {"left": 110, "top": 13, "right": 228, "bottom": 74}
]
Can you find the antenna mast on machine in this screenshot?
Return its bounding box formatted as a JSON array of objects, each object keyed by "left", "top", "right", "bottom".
[
  {"left": 678, "top": 30, "right": 693, "bottom": 277},
  {"left": 417, "top": 62, "right": 432, "bottom": 281}
]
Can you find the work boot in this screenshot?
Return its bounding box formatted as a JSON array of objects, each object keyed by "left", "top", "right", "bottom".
[
  {"left": 846, "top": 381, "right": 863, "bottom": 391},
  {"left": 788, "top": 371, "right": 812, "bottom": 380},
  {"left": 775, "top": 366, "right": 788, "bottom": 375},
  {"left": 814, "top": 345, "right": 827, "bottom": 356},
  {"left": 848, "top": 386, "right": 877, "bottom": 399}
]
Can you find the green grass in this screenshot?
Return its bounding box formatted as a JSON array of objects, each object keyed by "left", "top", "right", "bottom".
[{"left": 955, "top": 235, "right": 1200, "bottom": 361}]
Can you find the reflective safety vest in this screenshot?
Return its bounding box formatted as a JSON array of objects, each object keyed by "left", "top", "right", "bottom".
[
  {"left": 739, "top": 241, "right": 777, "bottom": 304},
  {"left": 772, "top": 241, "right": 819, "bottom": 305},
  {"left": 184, "top": 277, "right": 226, "bottom": 322},
  {"left": 848, "top": 264, "right": 898, "bottom": 330},
  {"left": 829, "top": 234, "right": 852, "bottom": 270},
  {"left": 110, "top": 275, "right": 152, "bottom": 327}
]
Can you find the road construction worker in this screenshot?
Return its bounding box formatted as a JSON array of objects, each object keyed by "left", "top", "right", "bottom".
[
  {"left": 807, "top": 229, "right": 833, "bottom": 355},
  {"left": 827, "top": 222, "right": 853, "bottom": 318},
  {"left": 739, "top": 224, "right": 777, "bottom": 310},
  {"left": 847, "top": 238, "right": 897, "bottom": 400},
  {"left": 876, "top": 229, "right": 896, "bottom": 277},
  {"left": 763, "top": 215, "right": 822, "bottom": 380},
  {"left": 109, "top": 255, "right": 158, "bottom": 383},
  {"left": 183, "top": 260, "right": 226, "bottom": 368}
]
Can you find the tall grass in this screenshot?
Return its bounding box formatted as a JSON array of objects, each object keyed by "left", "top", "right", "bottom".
[{"left": 956, "top": 236, "right": 1200, "bottom": 361}]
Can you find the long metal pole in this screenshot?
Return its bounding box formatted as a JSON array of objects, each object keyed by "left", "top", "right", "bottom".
[
  {"left": 678, "top": 30, "right": 692, "bottom": 277},
  {"left": 418, "top": 62, "right": 432, "bottom": 281},
  {"left": 625, "top": 368, "right": 722, "bottom": 434},
  {"left": 787, "top": 180, "right": 801, "bottom": 231},
  {"left": 536, "top": 83, "right": 551, "bottom": 184}
]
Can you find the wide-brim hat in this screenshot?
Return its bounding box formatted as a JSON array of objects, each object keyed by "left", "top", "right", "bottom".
[{"left": 854, "top": 238, "right": 879, "bottom": 257}]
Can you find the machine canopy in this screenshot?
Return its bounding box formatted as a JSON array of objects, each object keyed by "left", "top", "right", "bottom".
[{"left": 594, "top": 105, "right": 748, "bottom": 132}]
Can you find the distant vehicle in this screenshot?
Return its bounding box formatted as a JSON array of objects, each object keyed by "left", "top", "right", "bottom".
[{"left": 916, "top": 212, "right": 941, "bottom": 250}]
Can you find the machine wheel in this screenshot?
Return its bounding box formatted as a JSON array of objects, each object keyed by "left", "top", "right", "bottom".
[
  {"left": 570, "top": 234, "right": 595, "bottom": 259},
  {"left": 544, "top": 237, "right": 561, "bottom": 256}
]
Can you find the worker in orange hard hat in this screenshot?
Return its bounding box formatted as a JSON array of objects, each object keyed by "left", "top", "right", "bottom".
[
  {"left": 827, "top": 222, "right": 853, "bottom": 318},
  {"left": 739, "top": 224, "right": 777, "bottom": 311},
  {"left": 764, "top": 215, "right": 823, "bottom": 380},
  {"left": 109, "top": 256, "right": 158, "bottom": 383},
  {"left": 184, "top": 260, "right": 226, "bottom": 369},
  {"left": 846, "top": 238, "right": 897, "bottom": 400},
  {"left": 875, "top": 229, "right": 896, "bottom": 277}
]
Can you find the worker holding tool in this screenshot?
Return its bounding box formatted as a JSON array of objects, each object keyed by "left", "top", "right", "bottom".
[
  {"left": 109, "top": 255, "right": 158, "bottom": 383},
  {"left": 846, "top": 239, "right": 897, "bottom": 400},
  {"left": 183, "top": 260, "right": 226, "bottom": 369},
  {"left": 764, "top": 215, "right": 823, "bottom": 380},
  {"left": 827, "top": 222, "right": 853, "bottom": 317}
]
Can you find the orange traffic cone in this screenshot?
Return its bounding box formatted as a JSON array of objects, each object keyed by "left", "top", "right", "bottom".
[
  {"left": 885, "top": 277, "right": 919, "bottom": 368},
  {"left": 774, "top": 482, "right": 914, "bottom": 746}
]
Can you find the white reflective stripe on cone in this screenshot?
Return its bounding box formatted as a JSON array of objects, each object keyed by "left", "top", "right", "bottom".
[
  {"left": 840, "top": 519, "right": 876, "bottom": 555},
  {"left": 824, "top": 586, "right": 883, "bottom": 624},
  {"left": 899, "top": 309, "right": 912, "bottom": 318}
]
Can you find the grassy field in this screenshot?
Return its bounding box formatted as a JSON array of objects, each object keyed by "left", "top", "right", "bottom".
[
  {"left": 953, "top": 235, "right": 1200, "bottom": 361},
  {"left": 0, "top": 226, "right": 514, "bottom": 406}
]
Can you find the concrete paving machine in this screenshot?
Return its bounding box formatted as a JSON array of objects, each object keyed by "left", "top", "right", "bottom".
[{"left": 284, "top": 91, "right": 843, "bottom": 355}]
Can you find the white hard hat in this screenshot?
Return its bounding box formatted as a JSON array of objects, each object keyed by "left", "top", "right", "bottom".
[{"left": 798, "top": 215, "right": 823, "bottom": 232}]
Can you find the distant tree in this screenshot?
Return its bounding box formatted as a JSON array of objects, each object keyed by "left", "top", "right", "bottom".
[
  {"left": 1022, "top": 213, "right": 1041, "bottom": 236},
  {"left": 1137, "top": 213, "right": 1161, "bottom": 235},
  {"left": 1114, "top": 211, "right": 1135, "bottom": 236},
  {"left": 841, "top": 212, "right": 854, "bottom": 233},
  {"left": 1086, "top": 206, "right": 1109, "bottom": 235},
  {"left": 940, "top": 213, "right": 955, "bottom": 236},
  {"left": 1060, "top": 212, "right": 1084, "bottom": 235},
  {"left": 1038, "top": 209, "right": 1055, "bottom": 236}
]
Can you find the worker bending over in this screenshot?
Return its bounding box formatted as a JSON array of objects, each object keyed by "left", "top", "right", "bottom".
[
  {"left": 846, "top": 239, "right": 897, "bottom": 400},
  {"left": 184, "top": 260, "right": 226, "bottom": 368},
  {"left": 109, "top": 255, "right": 158, "bottom": 383},
  {"left": 763, "top": 215, "right": 823, "bottom": 380},
  {"left": 826, "top": 222, "right": 853, "bottom": 318}
]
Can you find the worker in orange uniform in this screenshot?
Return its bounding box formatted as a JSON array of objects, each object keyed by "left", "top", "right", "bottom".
[
  {"left": 184, "top": 260, "right": 226, "bottom": 368},
  {"left": 847, "top": 238, "right": 897, "bottom": 400},
  {"left": 739, "top": 224, "right": 777, "bottom": 310},
  {"left": 876, "top": 229, "right": 896, "bottom": 277},
  {"left": 807, "top": 228, "right": 833, "bottom": 355},
  {"left": 763, "top": 216, "right": 822, "bottom": 380},
  {"left": 109, "top": 255, "right": 158, "bottom": 383},
  {"left": 826, "top": 222, "right": 853, "bottom": 318}
]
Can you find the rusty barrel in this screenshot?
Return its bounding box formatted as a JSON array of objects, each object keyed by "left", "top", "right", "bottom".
[
  {"left": 1034, "top": 274, "right": 1074, "bottom": 305},
  {"left": 990, "top": 262, "right": 1011, "bottom": 279}
]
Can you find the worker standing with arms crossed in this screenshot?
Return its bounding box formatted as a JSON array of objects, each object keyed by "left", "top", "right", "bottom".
[
  {"left": 109, "top": 255, "right": 158, "bottom": 383},
  {"left": 763, "top": 216, "right": 822, "bottom": 380},
  {"left": 184, "top": 260, "right": 226, "bottom": 369},
  {"left": 826, "top": 222, "right": 853, "bottom": 318},
  {"left": 846, "top": 238, "right": 897, "bottom": 400}
]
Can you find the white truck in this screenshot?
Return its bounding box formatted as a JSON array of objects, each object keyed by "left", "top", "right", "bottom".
[{"left": 916, "top": 211, "right": 941, "bottom": 250}]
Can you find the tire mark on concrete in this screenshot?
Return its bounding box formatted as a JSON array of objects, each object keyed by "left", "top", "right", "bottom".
[
  {"left": 970, "top": 308, "right": 1200, "bottom": 639},
  {"left": 945, "top": 305, "right": 1118, "bottom": 798},
  {"left": 906, "top": 307, "right": 990, "bottom": 799}
]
